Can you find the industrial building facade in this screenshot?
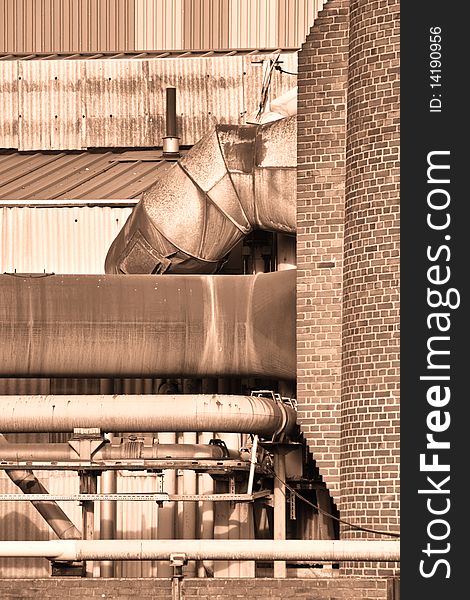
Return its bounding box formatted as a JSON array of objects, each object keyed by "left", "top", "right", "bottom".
[{"left": 0, "top": 0, "right": 400, "bottom": 598}]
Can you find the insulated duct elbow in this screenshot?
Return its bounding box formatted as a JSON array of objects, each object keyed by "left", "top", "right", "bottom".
[{"left": 105, "top": 117, "right": 296, "bottom": 275}]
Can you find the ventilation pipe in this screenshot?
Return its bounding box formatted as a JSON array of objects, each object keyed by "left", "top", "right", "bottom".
[
  {"left": 0, "top": 539, "right": 400, "bottom": 562},
  {"left": 162, "top": 86, "right": 180, "bottom": 159},
  {"left": 0, "top": 271, "right": 294, "bottom": 381},
  {"left": 105, "top": 117, "right": 296, "bottom": 275}
]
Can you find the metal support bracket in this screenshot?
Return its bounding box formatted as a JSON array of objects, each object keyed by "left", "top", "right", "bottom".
[{"left": 68, "top": 428, "right": 107, "bottom": 461}]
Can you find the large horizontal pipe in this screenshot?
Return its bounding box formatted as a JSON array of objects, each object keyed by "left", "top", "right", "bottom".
[
  {"left": 0, "top": 443, "right": 232, "bottom": 461},
  {"left": 0, "top": 395, "right": 297, "bottom": 437},
  {"left": 0, "top": 540, "right": 400, "bottom": 562},
  {"left": 0, "top": 271, "right": 294, "bottom": 380}
]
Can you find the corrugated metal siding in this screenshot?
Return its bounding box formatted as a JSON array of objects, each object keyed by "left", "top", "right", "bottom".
[
  {"left": 0, "top": 0, "right": 323, "bottom": 53},
  {"left": 0, "top": 206, "right": 133, "bottom": 273},
  {"left": 136, "top": 0, "right": 325, "bottom": 51},
  {"left": 85, "top": 60, "right": 150, "bottom": 148},
  {"left": 0, "top": 61, "right": 18, "bottom": 149},
  {"left": 18, "top": 60, "right": 86, "bottom": 150},
  {"left": 0, "top": 470, "right": 162, "bottom": 578},
  {"left": 0, "top": 0, "right": 136, "bottom": 53},
  {"left": 0, "top": 54, "right": 297, "bottom": 150}
]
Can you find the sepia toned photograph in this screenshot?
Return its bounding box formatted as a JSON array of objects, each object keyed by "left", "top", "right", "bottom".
[{"left": 0, "top": 1, "right": 400, "bottom": 598}]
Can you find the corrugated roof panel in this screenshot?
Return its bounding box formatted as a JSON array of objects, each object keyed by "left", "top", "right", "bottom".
[
  {"left": 85, "top": 60, "right": 150, "bottom": 148},
  {"left": 0, "top": 206, "right": 133, "bottom": 274},
  {"left": 23, "top": 152, "right": 115, "bottom": 200},
  {"left": 18, "top": 60, "right": 85, "bottom": 151},
  {"left": 0, "top": 150, "right": 171, "bottom": 200},
  {"left": 0, "top": 60, "right": 18, "bottom": 149}
]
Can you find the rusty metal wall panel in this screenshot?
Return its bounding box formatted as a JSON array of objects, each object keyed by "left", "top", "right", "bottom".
[
  {"left": 0, "top": 206, "right": 133, "bottom": 274},
  {"left": 1, "top": 54, "right": 297, "bottom": 149},
  {"left": 85, "top": 60, "right": 150, "bottom": 148},
  {"left": 147, "top": 57, "right": 211, "bottom": 146},
  {"left": 147, "top": 55, "right": 245, "bottom": 145},
  {"left": 18, "top": 60, "right": 86, "bottom": 151},
  {"left": 0, "top": 60, "right": 18, "bottom": 149},
  {"left": 0, "top": 0, "right": 136, "bottom": 53},
  {"left": 206, "top": 56, "right": 244, "bottom": 126}
]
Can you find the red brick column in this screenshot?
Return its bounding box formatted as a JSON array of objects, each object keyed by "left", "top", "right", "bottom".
[
  {"left": 341, "top": 0, "right": 400, "bottom": 565},
  {"left": 297, "top": 0, "right": 350, "bottom": 502}
]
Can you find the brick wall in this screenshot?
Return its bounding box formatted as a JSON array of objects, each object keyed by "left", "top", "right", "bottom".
[
  {"left": 296, "top": 0, "right": 400, "bottom": 576},
  {"left": 297, "top": 0, "right": 350, "bottom": 502},
  {"left": 0, "top": 577, "right": 398, "bottom": 600},
  {"left": 341, "top": 0, "right": 400, "bottom": 550}
]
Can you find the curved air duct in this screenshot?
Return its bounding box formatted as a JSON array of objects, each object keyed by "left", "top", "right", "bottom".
[
  {"left": 105, "top": 117, "right": 296, "bottom": 275},
  {"left": 0, "top": 271, "right": 295, "bottom": 380}
]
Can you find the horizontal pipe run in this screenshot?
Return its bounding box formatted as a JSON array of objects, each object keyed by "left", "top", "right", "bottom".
[
  {"left": 0, "top": 540, "right": 400, "bottom": 562},
  {"left": 0, "top": 271, "right": 295, "bottom": 380},
  {"left": 0, "top": 443, "right": 232, "bottom": 461},
  {"left": 0, "top": 395, "right": 297, "bottom": 437}
]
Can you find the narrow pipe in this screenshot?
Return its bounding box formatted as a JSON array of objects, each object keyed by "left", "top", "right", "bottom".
[
  {"left": 0, "top": 395, "right": 297, "bottom": 437},
  {"left": 157, "top": 432, "right": 177, "bottom": 577},
  {"left": 5, "top": 470, "right": 82, "bottom": 540},
  {"left": 273, "top": 452, "right": 287, "bottom": 578},
  {"left": 163, "top": 86, "right": 180, "bottom": 158},
  {"left": 100, "top": 469, "right": 117, "bottom": 577},
  {"left": 247, "top": 435, "right": 258, "bottom": 496},
  {"left": 0, "top": 271, "right": 295, "bottom": 381},
  {"left": 0, "top": 540, "right": 400, "bottom": 561},
  {"left": 105, "top": 117, "right": 296, "bottom": 275},
  {"left": 0, "top": 443, "right": 232, "bottom": 462},
  {"left": 166, "top": 87, "right": 177, "bottom": 138},
  {"left": 80, "top": 472, "right": 97, "bottom": 577},
  {"left": 182, "top": 432, "right": 197, "bottom": 577},
  {"left": 197, "top": 431, "right": 215, "bottom": 578}
]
